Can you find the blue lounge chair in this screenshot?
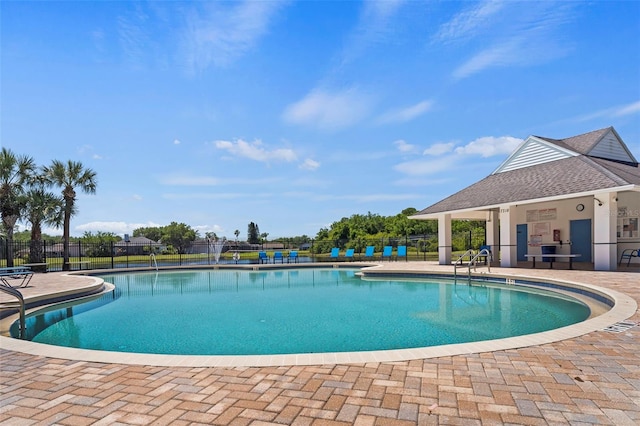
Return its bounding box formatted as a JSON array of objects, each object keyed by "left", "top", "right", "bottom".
[
  {"left": 479, "top": 245, "right": 492, "bottom": 265},
  {"left": 396, "top": 245, "right": 407, "bottom": 261},
  {"left": 619, "top": 247, "right": 639, "bottom": 266},
  {"left": 288, "top": 250, "right": 298, "bottom": 263},
  {"left": 364, "top": 246, "right": 375, "bottom": 260},
  {"left": 345, "top": 248, "right": 355, "bottom": 261},
  {"left": 258, "top": 251, "right": 269, "bottom": 264},
  {"left": 273, "top": 251, "right": 284, "bottom": 263},
  {"left": 330, "top": 247, "right": 340, "bottom": 260},
  {"left": 382, "top": 246, "right": 393, "bottom": 261}
]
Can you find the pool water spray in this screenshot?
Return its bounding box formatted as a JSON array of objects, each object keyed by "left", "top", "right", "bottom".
[{"left": 209, "top": 238, "right": 226, "bottom": 264}]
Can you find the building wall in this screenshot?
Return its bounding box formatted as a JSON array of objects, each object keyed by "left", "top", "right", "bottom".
[{"left": 510, "top": 190, "right": 640, "bottom": 265}]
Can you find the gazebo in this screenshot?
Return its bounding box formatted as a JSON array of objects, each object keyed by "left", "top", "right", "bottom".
[{"left": 411, "top": 127, "right": 640, "bottom": 271}]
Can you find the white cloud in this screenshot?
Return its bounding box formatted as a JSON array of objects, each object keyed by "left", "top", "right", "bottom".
[
  {"left": 194, "top": 224, "right": 225, "bottom": 235},
  {"left": 378, "top": 100, "right": 433, "bottom": 124},
  {"left": 394, "top": 139, "right": 416, "bottom": 153},
  {"left": 282, "top": 88, "right": 374, "bottom": 130},
  {"left": 423, "top": 142, "right": 455, "bottom": 156},
  {"left": 299, "top": 159, "right": 320, "bottom": 171},
  {"left": 614, "top": 100, "right": 640, "bottom": 116},
  {"left": 453, "top": 40, "right": 519, "bottom": 79},
  {"left": 75, "top": 221, "right": 162, "bottom": 236},
  {"left": 181, "top": 1, "right": 286, "bottom": 72},
  {"left": 394, "top": 156, "right": 457, "bottom": 176},
  {"left": 338, "top": 0, "right": 406, "bottom": 66},
  {"left": 573, "top": 100, "right": 640, "bottom": 122},
  {"left": 433, "top": 0, "right": 505, "bottom": 44},
  {"left": 214, "top": 139, "right": 297, "bottom": 162},
  {"left": 160, "top": 174, "right": 282, "bottom": 186},
  {"left": 173, "top": 139, "right": 181, "bottom": 145},
  {"left": 455, "top": 136, "right": 522, "bottom": 157},
  {"left": 440, "top": 1, "right": 575, "bottom": 79}
]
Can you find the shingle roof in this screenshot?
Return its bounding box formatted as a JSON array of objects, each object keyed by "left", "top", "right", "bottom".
[
  {"left": 535, "top": 127, "right": 611, "bottom": 155},
  {"left": 415, "top": 151, "right": 640, "bottom": 216}
]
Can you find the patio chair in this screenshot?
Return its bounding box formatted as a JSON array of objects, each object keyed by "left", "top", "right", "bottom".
[
  {"left": 273, "top": 251, "right": 284, "bottom": 263},
  {"left": 330, "top": 247, "right": 340, "bottom": 260},
  {"left": 288, "top": 250, "right": 299, "bottom": 263},
  {"left": 382, "top": 246, "right": 393, "bottom": 261},
  {"left": 345, "top": 248, "right": 355, "bottom": 261},
  {"left": 258, "top": 251, "right": 269, "bottom": 264},
  {"left": 619, "top": 247, "right": 639, "bottom": 266},
  {"left": 479, "top": 245, "right": 492, "bottom": 265},
  {"left": 364, "top": 246, "right": 375, "bottom": 260},
  {"left": 396, "top": 245, "right": 407, "bottom": 261}
]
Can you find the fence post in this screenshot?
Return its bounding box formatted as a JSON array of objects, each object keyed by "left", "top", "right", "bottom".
[{"left": 111, "top": 241, "right": 114, "bottom": 269}]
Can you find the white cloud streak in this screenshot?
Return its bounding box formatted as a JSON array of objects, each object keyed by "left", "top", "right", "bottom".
[
  {"left": 75, "top": 221, "right": 162, "bottom": 235},
  {"left": 436, "top": 1, "right": 575, "bottom": 79},
  {"left": 338, "top": 0, "right": 406, "bottom": 66},
  {"left": 423, "top": 142, "right": 455, "bottom": 156},
  {"left": 282, "top": 88, "right": 374, "bottom": 130},
  {"left": 377, "top": 100, "right": 433, "bottom": 124},
  {"left": 432, "top": 0, "right": 505, "bottom": 44},
  {"left": 215, "top": 139, "right": 297, "bottom": 162},
  {"left": 181, "top": 1, "right": 286, "bottom": 72},
  {"left": 455, "top": 136, "right": 522, "bottom": 157},
  {"left": 572, "top": 100, "right": 640, "bottom": 122},
  {"left": 394, "top": 139, "right": 416, "bottom": 153},
  {"left": 299, "top": 159, "right": 320, "bottom": 171}
]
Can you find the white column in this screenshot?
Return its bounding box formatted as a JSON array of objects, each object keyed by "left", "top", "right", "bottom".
[
  {"left": 594, "top": 192, "right": 617, "bottom": 271},
  {"left": 438, "top": 214, "right": 452, "bottom": 265},
  {"left": 486, "top": 210, "right": 499, "bottom": 262},
  {"left": 499, "top": 205, "right": 517, "bottom": 267}
]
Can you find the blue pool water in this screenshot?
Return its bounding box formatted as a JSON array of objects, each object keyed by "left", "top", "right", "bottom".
[{"left": 18, "top": 268, "right": 590, "bottom": 355}]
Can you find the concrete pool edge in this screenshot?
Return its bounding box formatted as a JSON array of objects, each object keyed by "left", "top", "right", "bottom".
[{"left": 0, "top": 266, "right": 636, "bottom": 367}]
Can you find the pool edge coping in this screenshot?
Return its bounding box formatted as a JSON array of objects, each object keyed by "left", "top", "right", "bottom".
[{"left": 0, "top": 266, "right": 636, "bottom": 367}]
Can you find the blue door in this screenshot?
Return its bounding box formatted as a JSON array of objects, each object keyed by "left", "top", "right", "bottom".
[
  {"left": 517, "top": 224, "right": 528, "bottom": 261},
  {"left": 570, "top": 219, "right": 592, "bottom": 263}
]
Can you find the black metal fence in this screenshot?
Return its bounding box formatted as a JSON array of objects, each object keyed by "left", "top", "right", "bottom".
[{"left": 2, "top": 230, "right": 488, "bottom": 272}]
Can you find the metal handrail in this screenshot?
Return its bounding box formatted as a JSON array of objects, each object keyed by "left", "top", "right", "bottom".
[
  {"left": 0, "top": 284, "right": 26, "bottom": 339},
  {"left": 454, "top": 248, "right": 492, "bottom": 284},
  {"left": 150, "top": 253, "right": 158, "bottom": 271}
]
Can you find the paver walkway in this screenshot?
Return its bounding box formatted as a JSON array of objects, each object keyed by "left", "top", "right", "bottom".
[{"left": 1, "top": 264, "right": 639, "bottom": 425}]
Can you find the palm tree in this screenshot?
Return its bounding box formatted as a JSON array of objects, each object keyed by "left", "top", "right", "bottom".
[
  {"left": 44, "top": 160, "right": 97, "bottom": 271},
  {"left": 0, "top": 148, "right": 36, "bottom": 266},
  {"left": 24, "top": 175, "right": 64, "bottom": 267}
]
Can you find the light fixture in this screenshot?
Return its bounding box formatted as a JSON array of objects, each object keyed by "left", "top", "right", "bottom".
[{"left": 594, "top": 197, "right": 603, "bottom": 206}]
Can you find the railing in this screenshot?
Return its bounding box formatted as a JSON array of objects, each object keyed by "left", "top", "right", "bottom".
[
  {"left": 149, "top": 253, "right": 158, "bottom": 271},
  {"left": 1, "top": 234, "right": 491, "bottom": 271},
  {"left": 454, "top": 248, "right": 492, "bottom": 284},
  {"left": 0, "top": 284, "right": 25, "bottom": 338}
]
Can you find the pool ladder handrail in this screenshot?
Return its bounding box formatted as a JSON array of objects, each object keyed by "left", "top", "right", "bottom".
[
  {"left": 150, "top": 253, "right": 158, "bottom": 271},
  {"left": 0, "top": 283, "right": 26, "bottom": 339},
  {"left": 454, "top": 248, "right": 492, "bottom": 284}
]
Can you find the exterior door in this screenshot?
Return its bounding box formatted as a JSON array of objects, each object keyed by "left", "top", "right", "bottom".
[
  {"left": 570, "top": 219, "right": 592, "bottom": 263},
  {"left": 517, "top": 224, "right": 528, "bottom": 261}
]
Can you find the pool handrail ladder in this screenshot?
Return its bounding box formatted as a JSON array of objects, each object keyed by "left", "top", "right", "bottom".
[
  {"left": 0, "top": 283, "right": 26, "bottom": 339},
  {"left": 454, "top": 248, "right": 492, "bottom": 284}
]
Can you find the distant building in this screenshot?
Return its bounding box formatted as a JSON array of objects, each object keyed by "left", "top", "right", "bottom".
[{"left": 114, "top": 236, "right": 164, "bottom": 255}]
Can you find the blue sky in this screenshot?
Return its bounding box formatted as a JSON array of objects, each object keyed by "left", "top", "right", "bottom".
[{"left": 2, "top": 0, "right": 639, "bottom": 240}]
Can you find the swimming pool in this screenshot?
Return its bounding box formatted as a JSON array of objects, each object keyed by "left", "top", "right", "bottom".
[{"left": 14, "top": 268, "right": 591, "bottom": 356}]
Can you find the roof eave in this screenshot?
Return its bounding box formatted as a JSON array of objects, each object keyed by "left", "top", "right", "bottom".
[{"left": 409, "top": 184, "right": 640, "bottom": 220}]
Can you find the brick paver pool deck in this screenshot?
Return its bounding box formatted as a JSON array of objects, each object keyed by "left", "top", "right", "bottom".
[{"left": 1, "top": 263, "right": 638, "bottom": 425}]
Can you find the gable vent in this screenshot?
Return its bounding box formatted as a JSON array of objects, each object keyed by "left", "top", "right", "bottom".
[
  {"left": 589, "top": 131, "right": 636, "bottom": 163},
  {"left": 495, "top": 139, "right": 575, "bottom": 174}
]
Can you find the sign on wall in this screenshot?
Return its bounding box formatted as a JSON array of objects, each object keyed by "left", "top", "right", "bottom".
[
  {"left": 526, "top": 208, "right": 557, "bottom": 222},
  {"left": 618, "top": 207, "right": 639, "bottom": 238}
]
